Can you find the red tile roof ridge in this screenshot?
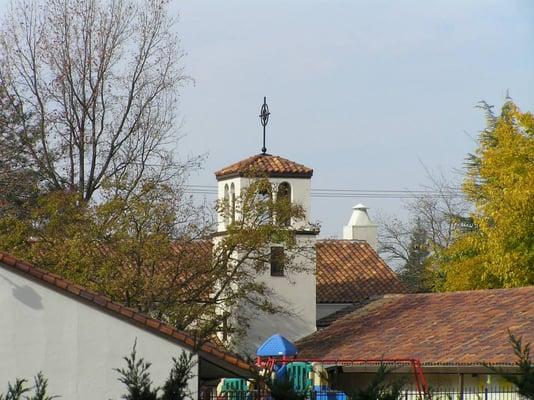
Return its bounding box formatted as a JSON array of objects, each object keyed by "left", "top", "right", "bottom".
[
  {"left": 370, "top": 286, "right": 534, "bottom": 301},
  {"left": 0, "top": 251, "right": 253, "bottom": 373},
  {"left": 317, "top": 239, "right": 367, "bottom": 243},
  {"left": 215, "top": 153, "right": 313, "bottom": 180},
  {"left": 392, "top": 285, "right": 534, "bottom": 297},
  {"left": 299, "top": 286, "right": 534, "bottom": 365}
]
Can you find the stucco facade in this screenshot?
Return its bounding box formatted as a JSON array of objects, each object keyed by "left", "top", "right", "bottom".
[
  {"left": 236, "top": 233, "right": 317, "bottom": 356},
  {"left": 216, "top": 169, "right": 317, "bottom": 356},
  {"left": 0, "top": 264, "right": 199, "bottom": 399},
  {"left": 0, "top": 257, "right": 254, "bottom": 399},
  {"left": 316, "top": 303, "right": 349, "bottom": 320}
]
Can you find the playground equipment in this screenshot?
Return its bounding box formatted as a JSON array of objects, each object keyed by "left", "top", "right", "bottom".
[{"left": 219, "top": 334, "right": 430, "bottom": 400}]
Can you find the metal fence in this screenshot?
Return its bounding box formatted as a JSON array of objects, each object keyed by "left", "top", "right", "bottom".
[
  {"left": 201, "top": 386, "right": 524, "bottom": 400},
  {"left": 406, "top": 386, "right": 524, "bottom": 400}
]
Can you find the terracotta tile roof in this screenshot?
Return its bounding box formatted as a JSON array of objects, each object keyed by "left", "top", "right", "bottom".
[
  {"left": 215, "top": 154, "right": 313, "bottom": 180},
  {"left": 316, "top": 240, "right": 408, "bottom": 304},
  {"left": 297, "top": 287, "right": 534, "bottom": 366},
  {"left": 0, "top": 252, "right": 253, "bottom": 373}
]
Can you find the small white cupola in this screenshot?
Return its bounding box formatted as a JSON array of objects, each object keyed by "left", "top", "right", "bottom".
[{"left": 343, "top": 203, "right": 378, "bottom": 250}]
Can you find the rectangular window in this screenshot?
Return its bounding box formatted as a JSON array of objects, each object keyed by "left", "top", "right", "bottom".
[{"left": 270, "top": 246, "right": 285, "bottom": 277}]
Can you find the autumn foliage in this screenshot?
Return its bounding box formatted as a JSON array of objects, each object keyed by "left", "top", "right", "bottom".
[{"left": 436, "top": 101, "right": 534, "bottom": 290}]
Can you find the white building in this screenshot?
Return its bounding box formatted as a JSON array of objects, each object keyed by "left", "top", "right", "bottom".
[
  {"left": 214, "top": 154, "right": 318, "bottom": 355},
  {"left": 212, "top": 153, "right": 407, "bottom": 355},
  {"left": 0, "top": 253, "right": 251, "bottom": 399}
]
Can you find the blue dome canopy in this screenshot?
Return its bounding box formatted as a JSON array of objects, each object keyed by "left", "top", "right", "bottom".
[{"left": 256, "top": 334, "right": 298, "bottom": 357}]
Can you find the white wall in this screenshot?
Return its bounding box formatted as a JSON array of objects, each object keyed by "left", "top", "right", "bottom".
[
  {"left": 217, "top": 178, "right": 243, "bottom": 232},
  {"left": 234, "top": 234, "right": 317, "bottom": 356},
  {"left": 217, "top": 176, "right": 312, "bottom": 232},
  {"left": 0, "top": 266, "right": 198, "bottom": 400},
  {"left": 316, "top": 303, "right": 350, "bottom": 321},
  {"left": 216, "top": 176, "right": 316, "bottom": 356},
  {"left": 342, "top": 205, "right": 379, "bottom": 251}
]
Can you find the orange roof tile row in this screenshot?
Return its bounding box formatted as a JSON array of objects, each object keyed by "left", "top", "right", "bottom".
[
  {"left": 316, "top": 240, "right": 408, "bottom": 303},
  {"left": 215, "top": 154, "right": 313, "bottom": 180},
  {"left": 297, "top": 287, "right": 534, "bottom": 366},
  {"left": 0, "top": 252, "right": 253, "bottom": 373}
]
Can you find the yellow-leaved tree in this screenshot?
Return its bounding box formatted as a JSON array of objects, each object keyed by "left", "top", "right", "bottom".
[{"left": 437, "top": 100, "right": 534, "bottom": 290}]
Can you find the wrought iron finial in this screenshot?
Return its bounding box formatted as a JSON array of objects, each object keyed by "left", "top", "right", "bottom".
[
  {"left": 505, "top": 89, "right": 512, "bottom": 100},
  {"left": 259, "top": 96, "right": 270, "bottom": 154}
]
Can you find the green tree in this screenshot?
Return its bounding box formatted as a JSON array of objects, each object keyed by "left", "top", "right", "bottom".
[
  {"left": 348, "top": 364, "right": 405, "bottom": 400},
  {"left": 437, "top": 100, "right": 534, "bottom": 290},
  {"left": 488, "top": 332, "right": 534, "bottom": 400},
  {"left": 115, "top": 341, "right": 197, "bottom": 400},
  {"left": 115, "top": 342, "right": 160, "bottom": 400},
  {"left": 160, "top": 352, "right": 196, "bottom": 400},
  {"left": 378, "top": 170, "right": 468, "bottom": 293},
  {"left": 0, "top": 373, "right": 57, "bottom": 400},
  {"left": 0, "top": 177, "right": 314, "bottom": 344}
]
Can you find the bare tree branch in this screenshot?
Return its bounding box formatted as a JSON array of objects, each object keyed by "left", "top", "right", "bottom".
[{"left": 0, "top": 0, "right": 190, "bottom": 201}]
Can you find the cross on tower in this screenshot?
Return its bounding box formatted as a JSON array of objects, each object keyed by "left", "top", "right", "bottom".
[{"left": 259, "top": 96, "right": 270, "bottom": 154}]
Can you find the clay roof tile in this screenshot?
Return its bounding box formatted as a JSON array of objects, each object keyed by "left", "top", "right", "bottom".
[
  {"left": 298, "top": 287, "right": 534, "bottom": 366},
  {"left": 316, "top": 240, "right": 408, "bottom": 303},
  {"left": 215, "top": 154, "right": 313, "bottom": 180}
]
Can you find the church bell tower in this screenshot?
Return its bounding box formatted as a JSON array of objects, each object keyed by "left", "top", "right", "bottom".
[{"left": 213, "top": 98, "right": 318, "bottom": 355}]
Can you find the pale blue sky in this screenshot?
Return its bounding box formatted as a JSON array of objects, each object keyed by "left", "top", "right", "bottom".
[
  {"left": 174, "top": 0, "right": 534, "bottom": 236},
  {"left": 2, "top": 0, "right": 533, "bottom": 236}
]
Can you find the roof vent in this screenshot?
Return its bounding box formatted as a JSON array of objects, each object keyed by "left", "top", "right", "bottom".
[{"left": 343, "top": 204, "right": 378, "bottom": 250}]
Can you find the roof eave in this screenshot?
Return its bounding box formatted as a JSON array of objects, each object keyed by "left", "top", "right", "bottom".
[
  {"left": 215, "top": 171, "right": 313, "bottom": 181},
  {"left": 0, "top": 253, "right": 253, "bottom": 375}
]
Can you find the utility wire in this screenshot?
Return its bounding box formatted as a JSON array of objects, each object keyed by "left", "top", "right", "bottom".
[{"left": 183, "top": 185, "right": 464, "bottom": 199}]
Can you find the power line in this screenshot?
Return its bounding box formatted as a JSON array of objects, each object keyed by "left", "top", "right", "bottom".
[
  {"left": 185, "top": 185, "right": 462, "bottom": 193},
  {"left": 183, "top": 185, "right": 465, "bottom": 199}
]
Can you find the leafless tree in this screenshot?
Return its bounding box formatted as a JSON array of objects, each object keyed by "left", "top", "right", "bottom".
[
  {"left": 377, "top": 168, "right": 470, "bottom": 290},
  {"left": 0, "top": 0, "right": 191, "bottom": 201},
  {"left": 408, "top": 168, "right": 471, "bottom": 251}
]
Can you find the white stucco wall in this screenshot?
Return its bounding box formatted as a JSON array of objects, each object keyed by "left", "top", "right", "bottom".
[
  {"left": 235, "top": 234, "right": 317, "bottom": 356},
  {"left": 0, "top": 266, "right": 198, "bottom": 400},
  {"left": 316, "top": 303, "right": 350, "bottom": 321},
  {"left": 217, "top": 176, "right": 312, "bottom": 232},
  {"left": 216, "top": 175, "right": 316, "bottom": 356}
]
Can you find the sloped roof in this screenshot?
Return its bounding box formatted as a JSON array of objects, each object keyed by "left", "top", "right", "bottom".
[
  {"left": 215, "top": 154, "right": 313, "bottom": 180},
  {"left": 0, "top": 252, "right": 252, "bottom": 373},
  {"left": 316, "top": 240, "right": 407, "bottom": 303},
  {"left": 297, "top": 287, "right": 534, "bottom": 366}
]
